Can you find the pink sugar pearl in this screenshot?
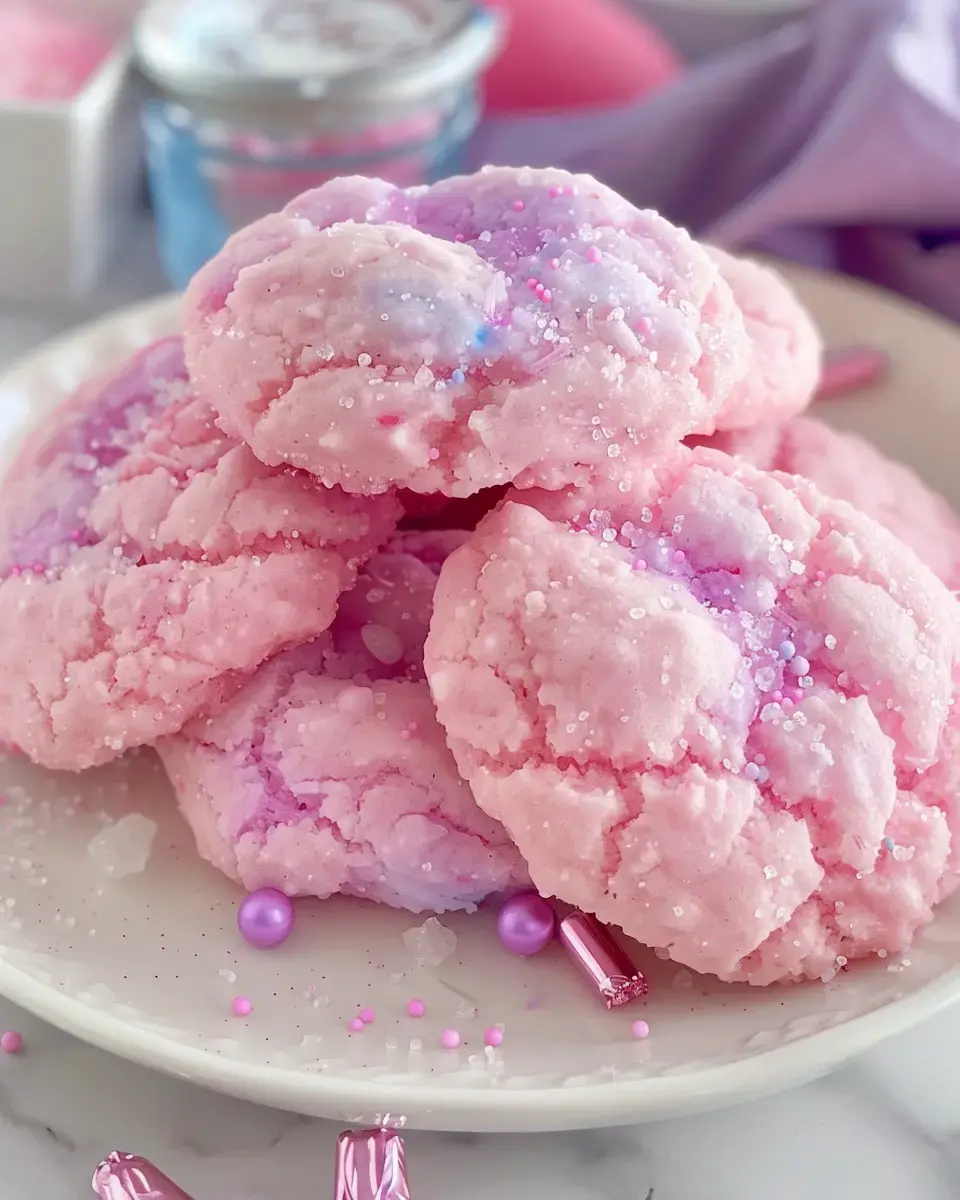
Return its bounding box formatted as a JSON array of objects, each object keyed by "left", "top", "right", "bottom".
[
  {"left": 231, "top": 996, "right": 253, "bottom": 1017},
  {"left": 237, "top": 887, "right": 295, "bottom": 948},
  {"left": 348, "top": 1017, "right": 365, "bottom": 1033},
  {"left": 359, "top": 1007, "right": 375, "bottom": 1024},
  {"left": 632, "top": 1020, "right": 650, "bottom": 1040},
  {"left": 484, "top": 1027, "right": 504, "bottom": 1048},
  {"left": 440, "top": 1029, "right": 461, "bottom": 1049},
  {"left": 407, "top": 999, "right": 426, "bottom": 1018},
  {"left": 0, "top": 1030, "right": 22, "bottom": 1053}
]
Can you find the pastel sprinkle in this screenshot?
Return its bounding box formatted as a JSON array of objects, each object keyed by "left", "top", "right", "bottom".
[
  {"left": 451, "top": 369, "right": 465, "bottom": 384},
  {"left": 549, "top": 257, "right": 561, "bottom": 269},
  {"left": 632, "top": 1020, "right": 650, "bottom": 1040},
  {"left": 440, "top": 1028, "right": 461, "bottom": 1049},
  {"left": 231, "top": 996, "right": 252, "bottom": 1017},
  {"left": 407, "top": 999, "right": 426, "bottom": 1018},
  {"left": 512, "top": 199, "right": 525, "bottom": 212},
  {"left": 587, "top": 246, "right": 603, "bottom": 264},
  {"left": 359, "top": 1006, "right": 375, "bottom": 1024},
  {"left": 1, "top": 1030, "right": 23, "bottom": 1053},
  {"left": 484, "top": 1027, "right": 504, "bottom": 1048},
  {"left": 778, "top": 640, "right": 796, "bottom": 661},
  {"left": 883, "top": 837, "right": 895, "bottom": 851},
  {"left": 348, "top": 1017, "right": 365, "bottom": 1033},
  {"left": 789, "top": 656, "right": 810, "bottom": 677}
]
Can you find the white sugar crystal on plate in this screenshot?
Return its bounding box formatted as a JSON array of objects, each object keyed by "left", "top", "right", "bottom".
[
  {"left": 87, "top": 814, "right": 157, "bottom": 879},
  {"left": 403, "top": 917, "right": 457, "bottom": 967}
]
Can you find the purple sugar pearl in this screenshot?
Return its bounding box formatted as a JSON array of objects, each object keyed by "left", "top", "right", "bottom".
[
  {"left": 238, "top": 887, "right": 295, "bottom": 949},
  {"left": 497, "top": 891, "right": 556, "bottom": 956}
]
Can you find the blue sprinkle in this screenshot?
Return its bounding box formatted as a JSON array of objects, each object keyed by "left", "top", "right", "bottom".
[
  {"left": 474, "top": 325, "right": 492, "bottom": 347},
  {"left": 451, "top": 368, "right": 466, "bottom": 384},
  {"left": 883, "top": 836, "right": 895, "bottom": 852},
  {"left": 778, "top": 640, "right": 796, "bottom": 661}
]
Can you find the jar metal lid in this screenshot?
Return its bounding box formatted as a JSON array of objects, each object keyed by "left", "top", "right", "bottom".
[{"left": 134, "top": 0, "right": 503, "bottom": 120}]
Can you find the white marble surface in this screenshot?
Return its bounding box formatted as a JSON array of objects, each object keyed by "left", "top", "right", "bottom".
[
  {"left": 1, "top": 230, "right": 960, "bottom": 1200},
  {"left": 0, "top": 991, "right": 959, "bottom": 1198}
]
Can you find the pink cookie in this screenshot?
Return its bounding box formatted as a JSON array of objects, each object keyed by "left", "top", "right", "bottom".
[
  {"left": 425, "top": 448, "right": 960, "bottom": 983},
  {"left": 703, "top": 249, "right": 822, "bottom": 432},
  {"left": 0, "top": 338, "right": 399, "bottom": 771},
  {"left": 699, "top": 417, "right": 960, "bottom": 588},
  {"left": 184, "top": 166, "right": 750, "bottom": 497},
  {"left": 159, "top": 531, "right": 527, "bottom": 912}
]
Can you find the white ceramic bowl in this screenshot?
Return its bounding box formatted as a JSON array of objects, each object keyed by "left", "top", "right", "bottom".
[{"left": 0, "top": 266, "right": 958, "bottom": 1132}]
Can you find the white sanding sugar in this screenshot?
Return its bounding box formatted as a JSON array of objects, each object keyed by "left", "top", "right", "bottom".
[
  {"left": 86, "top": 814, "right": 157, "bottom": 879},
  {"left": 402, "top": 916, "right": 457, "bottom": 967}
]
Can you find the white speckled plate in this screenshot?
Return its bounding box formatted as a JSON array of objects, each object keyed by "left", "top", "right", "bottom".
[{"left": 1, "top": 270, "right": 960, "bottom": 1132}]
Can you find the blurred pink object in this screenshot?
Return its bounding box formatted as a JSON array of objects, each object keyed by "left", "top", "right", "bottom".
[
  {"left": 0, "top": 1, "right": 113, "bottom": 101},
  {"left": 816, "top": 346, "right": 890, "bottom": 401},
  {"left": 483, "top": 0, "right": 682, "bottom": 114}
]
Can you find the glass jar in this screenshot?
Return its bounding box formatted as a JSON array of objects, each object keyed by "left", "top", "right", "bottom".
[{"left": 134, "top": 0, "right": 502, "bottom": 288}]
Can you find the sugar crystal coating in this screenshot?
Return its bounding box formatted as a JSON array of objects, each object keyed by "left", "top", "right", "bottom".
[
  {"left": 185, "top": 166, "right": 751, "bottom": 497},
  {"left": 425, "top": 447, "right": 960, "bottom": 983},
  {"left": 699, "top": 416, "right": 960, "bottom": 588},
  {"left": 703, "top": 249, "right": 822, "bottom": 433},
  {"left": 158, "top": 531, "right": 527, "bottom": 913},
  {"left": 0, "top": 337, "right": 399, "bottom": 770}
]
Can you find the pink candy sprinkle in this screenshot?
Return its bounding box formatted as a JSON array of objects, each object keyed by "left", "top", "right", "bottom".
[
  {"left": 549, "top": 186, "right": 563, "bottom": 198},
  {"left": 549, "top": 257, "right": 561, "bottom": 269},
  {"left": 231, "top": 996, "right": 252, "bottom": 1017},
  {"left": 407, "top": 999, "right": 426, "bottom": 1018},
  {"left": 484, "top": 1027, "right": 504, "bottom": 1048},
  {"left": 440, "top": 1028, "right": 461, "bottom": 1050},
  {"left": 359, "top": 1006, "right": 375, "bottom": 1024},
  {"left": 1, "top": 1030, "right": 23, "bottom": 1053},
  {"left": 632, "top": 1020, "right": 650, "bottom": 1040},
  {"left": 348, "top": 1017, "right": 365, "bottom": 1033},
  {"left": 587, "top": 246, "right": 603, "bottom": 264},
  {"left": 512, "top": 199, "right": 525, "bottom": 212}
]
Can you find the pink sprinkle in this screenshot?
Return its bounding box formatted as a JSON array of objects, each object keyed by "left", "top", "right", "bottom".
[
  {"left": 231, "top": 996, "right": 252, "bottom": 1017},
  {"left": 632, "top": 1020, "right": 650, "bottom": 1040},
  {"left": 541, "top": 289, "right": 553, "bottom": 303},
  {"left": 348, "top": 1017, "right": 365, "bottom": 1033},
  {"left": 549, "top": 186, "right": 563, "bottom": 198},
  {"left": 440, "top": 1028, "right": 461, "bottom": 1050},
  {"left": 359, "top": 1006, "right": 375, "bottom": 1024},
  {"left": 527, "top": 277, "right": 540, "bottom": 290},
  {"left": 407, "top": 999, "right": 426, "bottom": 1018},
  {"left": 454, "top": 233, "right": 465, "bottom": 242},
  {"left": 635, "top": 559, "right": 647, "bottom": 571},
  {"left": 428, "top": 448, "right": 440, "bottom": 461},
  {"left": 772, "top": 690, "right": 783, "bottom": 702},
  {"left": 1, "top": 1030, "right": 23, "bottom": 1054},
  {"left": 549, "top": 257, "right": 561, "bottom": 269},
  {"left": 484, "top": 1027, "right": 504, "bottom": 1048},
  {"left": 672, "top": 550, "right": 686, "bottom": 564},
  {"left": 512, "top": 199, "right": 525, "bottom": 212},
  {"left": 31, "top": 562, "right": 45, "bottom": 575},
  {"left": 587, "top": 246, "right": 603, "bottom": 264}
]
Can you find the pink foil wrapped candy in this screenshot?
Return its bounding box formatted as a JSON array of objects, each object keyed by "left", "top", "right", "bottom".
[
  {"left": 93, "top": 1152, "right": 194, "bottom": 1200},
  {"left": 335, "top": 1128, "right": 411, "bottom": 1200}
]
